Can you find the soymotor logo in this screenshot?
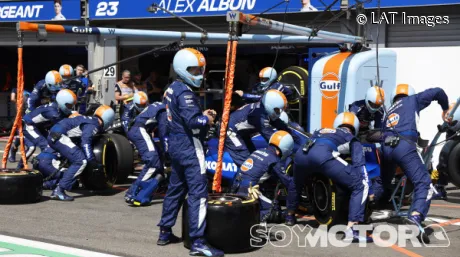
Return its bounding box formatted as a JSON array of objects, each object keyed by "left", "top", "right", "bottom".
[
  {"left": 319, "top": 72, "right": 341, "bottom": 99},
  {"left": 251, "top": 224, "right": 450, "bottom": 248}
]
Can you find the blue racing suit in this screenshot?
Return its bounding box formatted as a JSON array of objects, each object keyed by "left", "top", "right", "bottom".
[
  {"left": 158, "top": 80, "right": 209, "bottom": 239},
  {"left": 225, "top": 102, "right": 300, "bottom": 167},
  {"left": 20, "top": 102, "right": 67, "bottom": 167},
  {"left": 27, "top": 80, "right": 57, "bottom": 112},
  {"left": 121, "top": 102, "right": 141, "bottom": 134},
  {"left": 63, "top": 77, "right": 87, "bottom": 114},
  {"left": 293, "top": 128, "right": 370, "bottom": 222},
  {"left": 349, "top": 100, "right": 384, "bottom": 132},
  {"left": 34, "top": 147, "right": 66, "bottom": 190},
  {"left": 241, "top": 82, "right": 293, "bottom": 103},
  {"left": 377, "top": 87, "right": 449, "bottom": 220},
  {"left": 126, "top": 102, "right": 168, "bottom": 205},
  {"left": 233, "top": 145, "right": 297, "bottom": 220},
  {"left": 47, "top": 116, "right": 102, "bottom": 190}
]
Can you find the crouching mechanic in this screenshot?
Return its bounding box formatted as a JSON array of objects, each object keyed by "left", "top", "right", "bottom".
[
  {"left": 377, "top": 84, "right": 449, "bottom": 229},
  {"left": 125, "top": 101, "right": 168, "bottom": 206},
  {"left": 233, "top": 130, "right": 298, "bottom": 225},
  {"left": 47, "top": 105, "right": 115, "bottom": 201},
  {"left": 294, "top": 112, "right": 372, "bottom": 242},
  {"left": 157, "top": 48, "right": 224, "bottom": 257},
  {"left": 35, "top": 112, "right": 81, "bottom": 190},
  {"left": 235, "top": 67, "right": 294, "bottom": 103},
  {"left": 27, "top": 70, "right": 63, "bottom": 112},
  {"left": 121, "top": 91, "right": 149, "bottom": 134},
  {"left": 349, "top": 86, "right": 385, "bottom": 139},
  {"left": 225, "top": 89, "right": 291, "bottom": 167},
  {"left": 19, "top": 89, "right": 77, "bottom": 168}
]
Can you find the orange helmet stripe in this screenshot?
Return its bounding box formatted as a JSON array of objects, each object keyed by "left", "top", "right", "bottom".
[
  {"left": 267, "top": 89, "right": 287, "bottom": 110},
  {"left": 259, "top": 67, "right": 271, "bottom": 78},
  {"left": 374, "top": 86, "right": 385, "bottom": 105},
  {"left": 52, "top": 70, "right": 62, "bottom": 83},
  {"left": 341, "top": 112, "right": 356, "bottom": 127},
  {"left": 184, "top": 48, "right": 206, "bottom": 67},
  {"left": 396, "top": 84, "right": 409, "bottom": 95},
  {"left": 95, "top": 105, "right": 111, "bottom": 118},
  {"left": 62, "top": 89, "right": 77, "bottom": 103},
  {"left": 270, "top": 130, "right": 289, "bottom": 147}
]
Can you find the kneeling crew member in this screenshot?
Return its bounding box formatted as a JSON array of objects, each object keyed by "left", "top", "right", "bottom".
[
  {"left": 294, "top": 112, "right": 372, "bottom": 243},
  {"left": 47, "top": 105, "right": 115, "bottom": 201},
  {"left": 233, "top": 130, "right": 298, "bottom": 225}
]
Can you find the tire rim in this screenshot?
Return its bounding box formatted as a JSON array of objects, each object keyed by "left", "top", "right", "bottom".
[{"left": 313, "top": 180, "right": 329, "bottom": 212}]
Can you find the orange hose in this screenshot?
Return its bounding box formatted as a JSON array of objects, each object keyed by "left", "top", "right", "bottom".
[
  {"left": 2, "top": 47, "right": 27, "bottom": 169},
  {"left": 212, "top": 41, "right": 238, "bottom": 192}
]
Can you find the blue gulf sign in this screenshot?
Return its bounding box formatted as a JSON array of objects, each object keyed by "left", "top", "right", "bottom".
[{"left": 0, "top": 0, "right": 81, "bottom": 22}]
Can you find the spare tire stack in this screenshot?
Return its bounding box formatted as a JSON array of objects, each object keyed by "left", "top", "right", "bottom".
[
  {"left": 182, "top": 194, "right": 259, "bottom": 253},
  {"left": 0, "top": 169, "right": 43, "bottom": 204}
]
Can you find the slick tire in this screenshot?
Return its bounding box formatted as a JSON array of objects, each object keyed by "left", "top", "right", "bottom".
[
  {"left": 182, "top": 194, "right": 260, "bottom": 253},
  {"left": 310, "top": 174, "right": 349, "bottom": 226},
  {"left": 80, "top": 134, "right": 133, "bottom": 190},
  {"left": 447, "top": 142, "right": 460, "bottom": 188},
  {"left": 0, "top": 169, "right": 43, "bottom": 204},
  {"left": 278, "top": 66, "right": 309, "bottom": 104}
]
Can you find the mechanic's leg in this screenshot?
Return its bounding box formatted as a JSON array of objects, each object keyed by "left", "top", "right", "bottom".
[
  {"left": 394, "top": 142, "right": 433, "bottom": 221},
  {"left": 17, "top": 136, "right": 35, "bottom": 169},
  {"left": 133, "top": 154, "right": 165, "bottom": 206},
  {"left": 293, "top": 150, "right": 313, "bottom": 209},
  {"left": 374, "top": 145, "right": 397, "bottom": 205},
  {"left": 185, "top": 138, "right": 224, "bottom": 256},
  {"left": 8, "top": 136, "right": 19, "bottom": 162},
  {"left": 126, "top": 127, "right": 155, "bottom": 201},
  {"left": 37, "top": 157, "right": 63, "bottom": 190},
  {"left": 225, "top": 133, "right": 251, "bottom": 167},
  {"left": 285, "top": 178, "right": 298, "bottom": 226},
  {"left": 51, "top": 136, "right": 87, "bottom": 201},
  {"left": 157, "top": 157, "right": 185, "bottom": 245}
]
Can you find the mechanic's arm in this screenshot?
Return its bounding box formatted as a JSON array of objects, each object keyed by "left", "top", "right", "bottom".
[
  {"left": 348, "top": 101, "right": 360, "bottom": 115},
  {"left": 81, "top": 125, "right": 99, "bottom": 161},
  {"left": 242, "top": 93, "right": 262, "bottom": 101},
  {"left": 350, "top": 138, "right": 366, "bottom": 168},
  {"left": 27, "top": 88, "right": 40, "bottom": 111},
  {"left": 416, "top": 87, "right": 449, "bottom": 112},
  {"left": 178, "top": 91, "right": 210, "bottom": 128},
  {"left": 157, "top": 111, "right": 169, "bottom": 152}
]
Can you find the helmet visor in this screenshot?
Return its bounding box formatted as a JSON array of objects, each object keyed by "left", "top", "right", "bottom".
[
  {"left": 187, "top": 66, "right": 205, "bottom": 76},
  {"left": 260, "top": 77, "right": 269, "bottom": 83},
  {"left": 367, "top": 100, "right": 381, "bottom": 110},
  {"left": 65, "top": 103, "right": 74, "bottom": 109}
]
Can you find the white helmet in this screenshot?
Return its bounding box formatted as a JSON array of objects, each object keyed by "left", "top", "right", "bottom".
[
  {"left": 59, "top": 64, "right": 74, "bottom": 78},
  {"left": 280, "top": 111, "right": 289, "bottom": 124},
  {"left": 133, "top": 91, "right": 148, "bottom": 111},
  {"left": 45, "top": 70, "right": 63, "bottom": 92},
  {"left": 269, "top": 130, "right": 294, "bottom": 160},
  {"left": 365, "top": 86, "right": 385, "bottom": 113},
  {"left": 173, "top": 48, "right": 206, "bottom": 88},
  {"left": 259, "top": 67, "right": 277, "bottom": 90},
  {"left": 94, "top": 105, "right": 115, "bottom": 130},
  {"left": 391, "top": 84, "right": 415, "bottom": 104},
  {"left": 333, "top": 112, "right": 360, "bottom": 136},
  {"left": 262, "top": 89, "right": 287, "bottom": 120},
  {"left": 56, "top": 89, "right": 77, "bottom": 115}
]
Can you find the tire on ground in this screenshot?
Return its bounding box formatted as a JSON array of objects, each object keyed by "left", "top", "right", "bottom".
[
  {"left": 447, "top": 141, "right": 460, "bottom": 188},
  {"left": 80, "top": 134, "right": 133, "bottom": 190},
  {"left": 310, "top": 174, "right": 349, "bottom": 226},
  {"left": 277, "top": 66, "right": 309, "bottom": 105},
  {"left": 182, "top": 194, "right": 260, "bottom": 253},
  {"left": 0, "top": 169, "right": 43, "bottom": 204}
]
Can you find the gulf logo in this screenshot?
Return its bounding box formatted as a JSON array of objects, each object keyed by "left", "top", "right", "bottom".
[
  {"left": 241, "top": 158, "right": 254, "bottom": 172},
  {"left": 319, "top": 72, "right": 341, "bottom": 99},
  {"left": 386, "top": 113, "right": 400, "bottom": 127},
  {"left": 166, "top": 105, "right": 172, "bottom": 122}
]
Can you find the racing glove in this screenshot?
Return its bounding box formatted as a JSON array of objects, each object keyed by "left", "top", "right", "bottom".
[{"left": 248, "top": 183, "right": 262, "bottom": 200}]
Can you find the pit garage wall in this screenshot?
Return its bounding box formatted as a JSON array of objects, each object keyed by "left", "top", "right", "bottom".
[{"left": 387, "top": 46, "right": 460, "bottom": 167}]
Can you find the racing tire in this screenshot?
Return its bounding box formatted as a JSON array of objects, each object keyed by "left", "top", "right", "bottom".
[
  {"left": 0, "top": 169, "right": 43, "bottom": 204},
  {"left": 182, "top": 194, "right": 260, "bottom": 253},
  {"left": 447, "top": 141, "right": 460, "bottom": 188},
  {"left": 278, "top": 66, "right": 309, "bottom": 104},
  {"left": 80, "top": 134, "right": 133, "bottom": 190},
  {"left": 310, "top": 174, "right": 349, "bottom": 226}
]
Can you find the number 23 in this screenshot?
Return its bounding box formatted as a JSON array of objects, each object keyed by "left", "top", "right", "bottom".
[{"left": 95, "top": 1, "right": 119, "bottom": 17}]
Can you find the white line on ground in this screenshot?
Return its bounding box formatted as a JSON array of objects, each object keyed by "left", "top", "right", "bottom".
[
  {"left": 426, "top": 217, "right": 460, "bottom": 225},
  {"left": 0, "top": 234, "right": 121, "bottom": 257},
  {"left": 0, "top": 150, "right": 38, "bottom": 157}
]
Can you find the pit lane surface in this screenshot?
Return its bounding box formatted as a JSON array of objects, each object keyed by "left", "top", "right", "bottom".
[{"left": 1, "top": 142, "right": 460, "bottom": 257}]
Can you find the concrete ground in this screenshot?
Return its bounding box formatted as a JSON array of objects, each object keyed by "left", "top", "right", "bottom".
[{"left": 1, "top": 141, "right": 460, "bottom": 257}]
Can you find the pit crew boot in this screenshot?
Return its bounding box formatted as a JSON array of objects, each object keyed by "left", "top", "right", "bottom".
[
  {"left": 157, "top": 227, "right": 182, "bottom": 246},
  {"left": 405, "top": 214, "right": 430, "bottom": 243},
  {"left": 285, "top": 213, "right": 297, "bottom": 226},
  {"left": 432, "top": 185, "right": 447, "bottom": 200},
  {"left": 50, "top": 186, "right": 74, "bottom": 201},
  {"left": 343, "top": 227, "right": 373, "bottom": 243},
  {"left": 189, "top": 238, "right": 224, "bottom": 257}
]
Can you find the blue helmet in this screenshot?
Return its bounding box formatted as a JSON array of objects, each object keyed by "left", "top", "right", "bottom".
[
  {"left": 94, "top": 105, "right": 115, "bottom": 130},
  {"left": 261, "top": 89, "right": 287, "bottom": 121},
  {"left": 56, "top": 89, "right": 77, "bottom": 115}
]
